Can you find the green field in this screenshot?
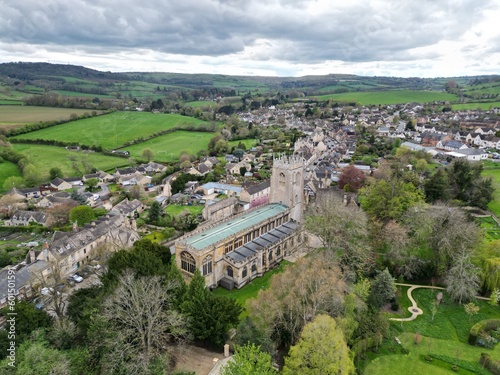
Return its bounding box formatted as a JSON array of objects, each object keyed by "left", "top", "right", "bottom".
[
  {"left": 364, "top": 288, "right": 500, "bottom": 375},
  {"left": 185, "top": 101, "right": 216, "bottom": 108},
  {"left": 311, "top": 90, "right": 459, "bottom": 105},
  {"left": 229, "top": 138, "right": 257, "bottom": 149},
  {"left": 10, "top": 111, "right": 210, "bottom": 150},
  {"left": 482, "top": 161, "right": 500, "bottom": 217},
  {"left": 11, "top": 144, "right": 133, "bottom": 182},
  {"left": 121, "top": 130, "right": 216, "bottom": 162},
  {"left": 0, "top": 105, "right": 101, "bottom": 129},
  {"left": 451, "top": 101, "right": 500, "bottom": 111},
  {"left": 0, "top": 161, "right": 22, "bottom": 191}
]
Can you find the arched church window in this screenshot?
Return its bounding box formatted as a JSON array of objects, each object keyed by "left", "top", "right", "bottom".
[
  {"left": 268, "top": 251, "right": 273, "bottom": 261},
  {"left": 242, "top": 267, "right": 248, "bottom": 278},
  {"left": 251, "top": 263, "right": 257, "bottom": 274},
  {"left": 276, "top": 245, "right": 281, "bottom": 256},
  {"left": 202, "top": 255, "right": 212, "bottom": 276},
  {"left": 181, "top": 252, "right": 196, "bottom": 274},
  {"left": 279, "top": 172, "right": 286, "bottom": 187},
  {"left": 227, "top": 266, "right": 234, "bottom": 278}
]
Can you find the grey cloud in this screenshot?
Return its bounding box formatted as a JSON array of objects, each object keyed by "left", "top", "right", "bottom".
[{"left": 0, "top": 0, "right": 497, "bottom": 64}]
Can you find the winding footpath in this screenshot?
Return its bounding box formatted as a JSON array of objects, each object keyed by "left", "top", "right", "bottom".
[{"left": 389, "top": 283, "right": 491, "bottom": 322}]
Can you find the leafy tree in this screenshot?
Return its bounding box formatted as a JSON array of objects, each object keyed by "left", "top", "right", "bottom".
[
  {"left": 222, "top": 343, "right": 275, "bottom": 375},
  {"left": 175, "top": 210, "right": 198, "bottom": 231},
  {"left": 338, "top": 165, "right": 366, "bottom": 192},
  {"left": 23, "top": 164, "right": 42, "bottom": 187},
  {"left": 424, "top": 169, "right": 451, "bottom": 203},
  {"left": 481, "top": 258, "right": 500, "bottom": 292},
  {"left": 182, "top": 270, "right": 242, "bottom": 347},
  {"left": 141, "top": 148, "right": 154, "bottom": 162},
  {"left": 0, "top": 300, "right": 53, "bottom": 359},
  {"left": 464, "top": 302, "right": 479, "bottom": 322},
  {"left": 49, "top": 167, "right": 63, "bottom": 180},
  {"left": 84, "top": 177, "right": 98, "bottom": 191},
  {"left": 283, "top": 314, "right": 354, "bottom": 375},
  {"left": 147, "top": 200, "right": 162, "bottom": 225},
  {"left": 66, "top": 286, "right": 104, "bottom": 337},
  {"left": 240, "top": 166, "right": 248, "bottom": 176},
  {"left": 360, "top": 179, "right": 424, "bottom": 222},
  {"left": 369, "top": 268, "right": 396, "bottom": 308},
  {"left": 69, "top": 205, "right": 96, "bottom": 226},
  {"left": 235, "top": 317, "right": 276, "bottom": 355}
]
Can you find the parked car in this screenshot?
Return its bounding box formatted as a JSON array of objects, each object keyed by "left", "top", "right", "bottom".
[{"left": 72, "top": 274, "right": 84, "bottom": 283}]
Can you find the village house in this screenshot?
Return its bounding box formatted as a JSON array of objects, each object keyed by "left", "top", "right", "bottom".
[{"left": 5, "top": 210, "right": 54, "bottom": 227}]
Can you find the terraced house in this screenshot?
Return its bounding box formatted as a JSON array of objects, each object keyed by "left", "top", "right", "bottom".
[{"left": 175, "top": 155, "right": 305, "bottom": 289}]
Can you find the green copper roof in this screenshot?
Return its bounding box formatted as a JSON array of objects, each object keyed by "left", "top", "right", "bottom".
[{"left": 185, "top": 203, "right": 288, "bottom": 250}]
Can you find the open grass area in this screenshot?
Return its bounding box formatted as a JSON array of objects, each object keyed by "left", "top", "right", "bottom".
[
  {"left": 475, "top": 216, "right": 500, "bottom": 241},
  {"left": 0, "top": 105, "right": 101, "bottom": 129},
  {"left": 11, "top": 144, "right": 133, "bottom": 181},
  {"left": 10, "top": 111, "right": 211, "bottom": 150},
  {"left": 229, "top": 138, "right": 257, "bottom": 149},
  {"left": 481, "top": 161, "right": 500, "bottom": 217},
  {"left": 165, "top": 204, "right": 204, "bottom": 217},
  {"left": 122, "top": 130, "right": 216, "bottom": 163},
  {"left": 185, "top": 101, "right": 216, "bottom": 107},
  {"left": 451, "top": 101, "right": 500, "bottom": 111},
  {"left": 364, "top": 288, "right": 500, "bottom": 374},
  {"left": 311, "top": 90, "right": 459, "bottom": 105},
  {"left": 0, "top": 161, "right": 22, "bottom": 192},
  {"left": 212, "top": 260, "right": 291, "bottom": 317}
]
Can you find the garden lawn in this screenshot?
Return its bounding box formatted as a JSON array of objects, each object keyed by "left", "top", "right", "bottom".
[
  {"left": 229, "top": 138, "right": 257, "bottom": 150},
  {"left": 212, "top": 260, "right": 291, "bottom": 318},
  {"left": 11, "top": 144, "right": 133, "bottom": 181},
  {"left": 482, "top": 161, "right": 500, "bottom": 217},
  {"left": 165, "top": 204, "right": 204, "bottom": 217},
  {"left": 121, "top": 130, "right": 215, "bottom": 163},
  {"left": 10, "top": 111, "right": 211, "bottom": 150},
  {"left": 364, "top": 288, "right": 500, "bottom": 374},
  {"left": 0, "top": 161, "right": 21, "bottom": 192},
  {"left": 311, "top": 90, "right": 459, "bottom": 105}
]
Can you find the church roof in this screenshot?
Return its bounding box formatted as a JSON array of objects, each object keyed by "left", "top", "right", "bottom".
[
  {"left": 184, "top": 203, "right": 288, "bottom": 250},
  {"left": 226, "top": 221, "right": 299, "bottom": 263}
]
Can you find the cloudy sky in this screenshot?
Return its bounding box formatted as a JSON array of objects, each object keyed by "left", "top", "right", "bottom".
[{"left": 1, "top": 0, "right": 499, "bottom": 77}]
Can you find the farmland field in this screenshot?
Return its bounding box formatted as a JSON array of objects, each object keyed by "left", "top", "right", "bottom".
[
  {"left": 0, "top": 161, "right": 22, "bottom": 192},
  {"left": 120, "top": 131, "right": 216, "bottom": 162},
  {"left": 311, "top": 90, "right": 459, "bottom": 105},
  {"left": 11, "top": 144, "right": 133, "bottom": 182},
  {"left": 451, "top": 101, "right": 500, "bottom": 110},
  {"left": 0, "top": 105, "right": 100, "bottom": 129},
  {"left": 185, "top": 101, "right": 216, "bottom": 107},
  {"left": 10, "top": 111, "right": 211, "bottom": 150}
]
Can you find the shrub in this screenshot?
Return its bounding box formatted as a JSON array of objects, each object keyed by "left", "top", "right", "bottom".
[
  {"left": 479, "top": 353, "right": 500, "bottom": 375},
  {"left": 469, "top": 319, "right": 500, "bottom": 345}
]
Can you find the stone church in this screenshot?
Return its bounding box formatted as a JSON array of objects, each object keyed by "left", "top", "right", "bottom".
[{"left": 175, "top": 155, "right": 305, "bottom": 289}]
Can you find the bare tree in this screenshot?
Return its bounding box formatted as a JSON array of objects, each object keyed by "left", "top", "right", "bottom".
[
  {"left": 102, "top": 271, "right": 189, "bottom": 373},
  {"left": 305, "top": 193, "right": 373, "bottom": 274},
  {"left": 445, "top": 249, "right": 481, "bottom": 304},
  {"left": 249, "top": 252, "right": 347, "bottom": 347}
]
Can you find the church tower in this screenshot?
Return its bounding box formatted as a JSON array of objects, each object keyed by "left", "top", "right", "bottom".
[{"left": 269, "top": 154, "right": 304, "bottom": 223}]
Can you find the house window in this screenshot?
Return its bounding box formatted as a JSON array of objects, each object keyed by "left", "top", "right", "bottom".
[
  {"left": 242, "top": 267, "right": 248, "bottom": 278},
  {"left": 202, "top": 256, "right": 212, "bottom": 276},
  {"left": 181, "top": 252, "right": 196, "bottom": 274},
  {"left": 227, "top": 266, "right": 233, "bottom": 278},
  {"left": 244, "top": 233, "right": 251, "bottom": 243}
]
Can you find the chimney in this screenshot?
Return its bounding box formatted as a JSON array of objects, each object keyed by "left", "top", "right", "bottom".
[{"left": 73, "top": 221, "right": 78, "bottom": 232}]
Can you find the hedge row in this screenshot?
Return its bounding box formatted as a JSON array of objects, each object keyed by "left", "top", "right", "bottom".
[{"left": 428, "top": 354, "right": 490, "bottom": 375}]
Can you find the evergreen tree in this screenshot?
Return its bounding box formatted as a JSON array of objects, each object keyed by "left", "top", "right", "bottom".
[{"left": 369, "top": 268, "right": 396, "bottom": 308}]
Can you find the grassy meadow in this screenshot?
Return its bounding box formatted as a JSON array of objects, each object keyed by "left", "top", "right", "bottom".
[
  {"left": 0, "top": 105, "right": 101, "bottom": 129},
  {"left": 11, "top": 144, "right": 133, "bottom": 181},
  {"left": 121, "top": 130, "right": 216, "bottom": 163},
  {"left": 481, "top": 161, "right": 500, "bottom": 217},
  {"left": 311, "top": 90, "right": 459, "bottom": 105},
  {"left": 0, "top": 161, "right": 22, "bottom": 192},
  {"left": 10, "top": 111, "right": 211, "bottom": 150}
]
